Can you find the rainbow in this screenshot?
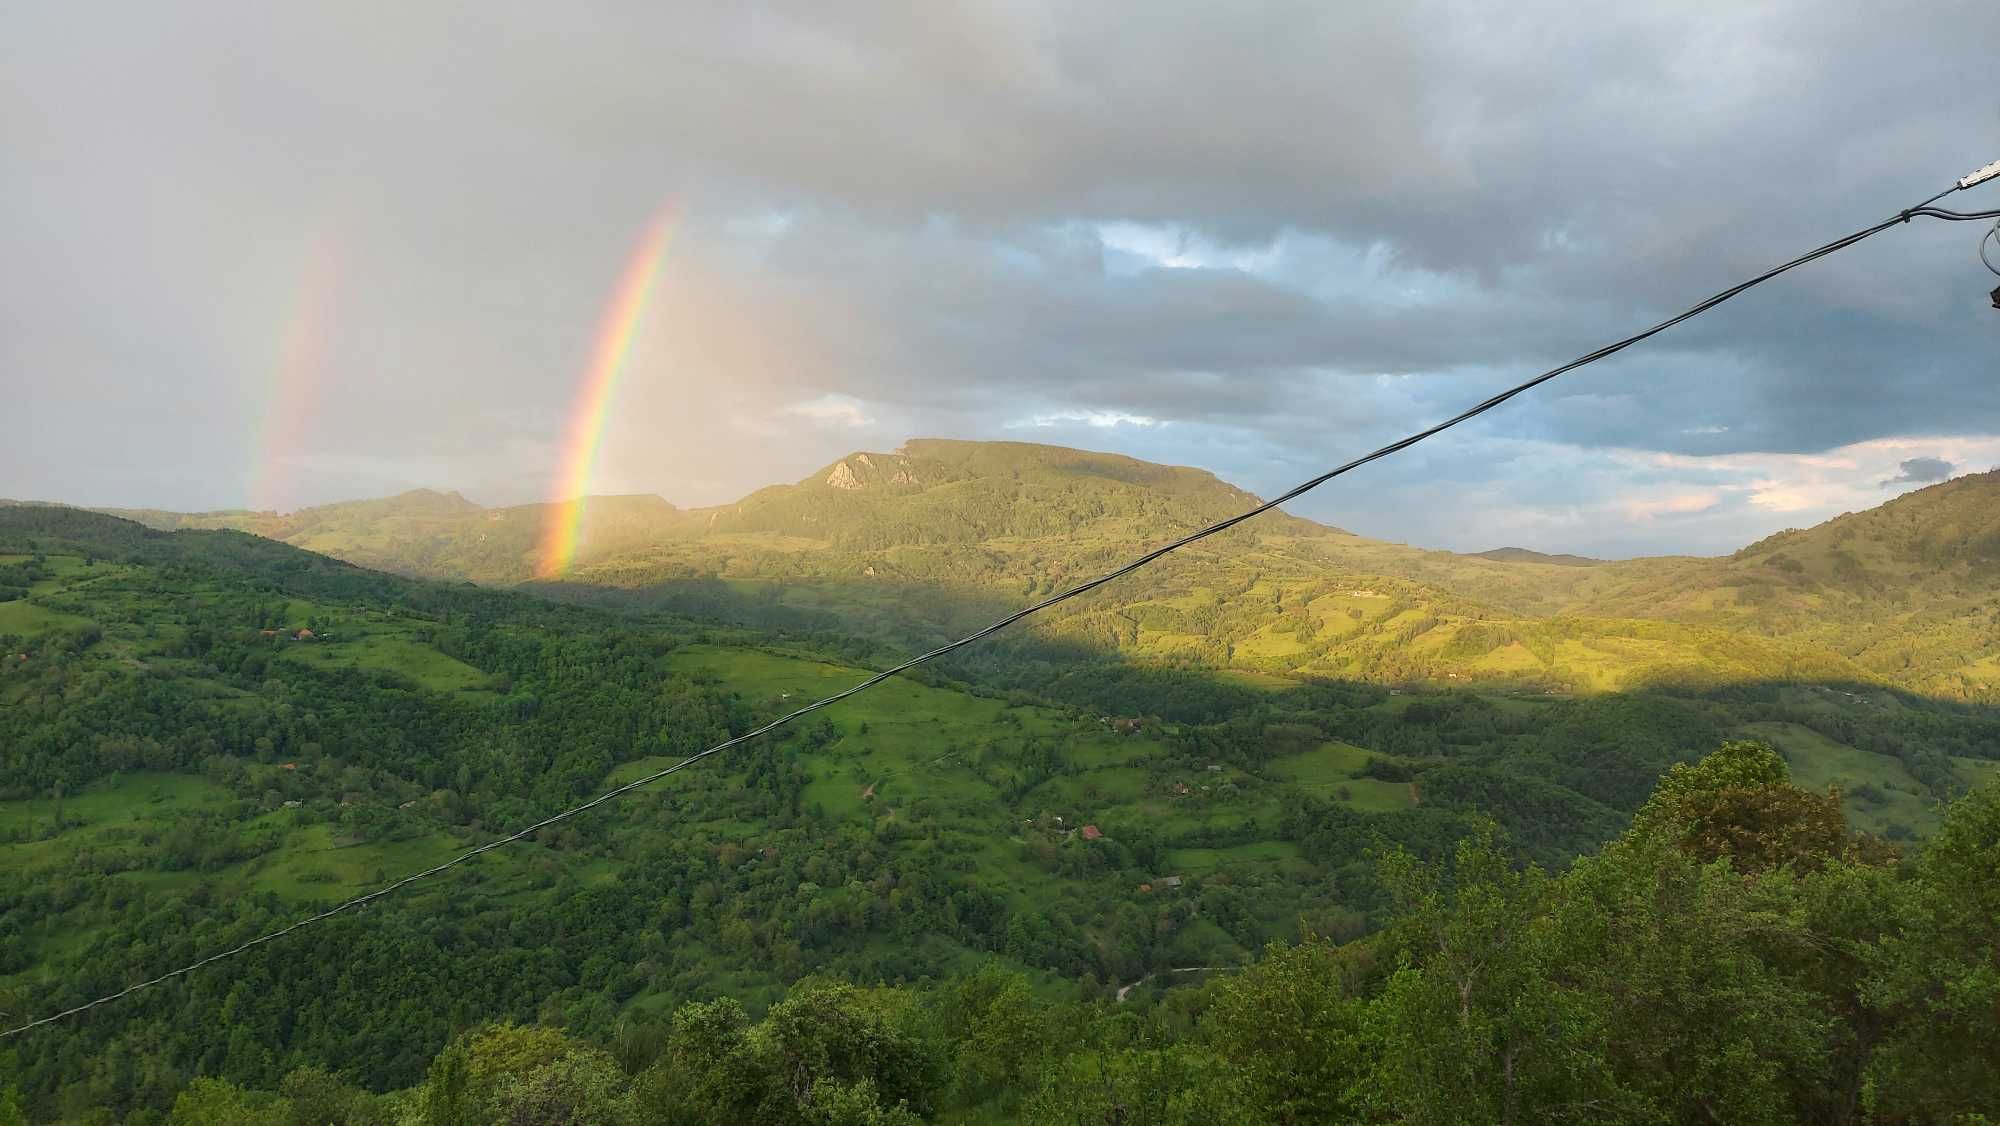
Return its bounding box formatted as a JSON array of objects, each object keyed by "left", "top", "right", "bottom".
[
  {"left": 249, "top": 223, "right": 346, "bottom": 512},
  {"left": 536, "top": 207, "right": 680, "bottom": 578}
]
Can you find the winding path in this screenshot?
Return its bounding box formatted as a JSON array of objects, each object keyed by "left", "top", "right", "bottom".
[{"left": 1114, "top": 965, "right": 1225, "bottom": 1002}]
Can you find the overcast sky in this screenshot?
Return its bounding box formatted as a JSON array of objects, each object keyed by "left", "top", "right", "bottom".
[{"left": 5, "top": 1, "right": 1998, "bottom": 557}]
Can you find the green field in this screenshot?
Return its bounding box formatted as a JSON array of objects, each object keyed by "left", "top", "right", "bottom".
[
  {"left": 1167, "top": 840, "right": 1302, "bottom": 871},
  {"left": 0, "top": 597, "right": 90, "bottom": 634},
  {"left": 279, "top": 631, "right": 494, "bottom": 694},
  {"left": 0, "top": 771, "right": 233, "bottom": 840},
  {"left": 1741, "top": 721, "right": 1944, "bottom": 835},
  {"left": 655, "top": 645, "right": 1224, "bottom": 899},
  {"left": 1266, "top": 741, "right": 1417, "bottom": 813}
]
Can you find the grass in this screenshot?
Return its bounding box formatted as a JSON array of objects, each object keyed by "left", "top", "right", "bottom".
[
  {"left": 1952, "top": 755, "right": 2000, "bottom": 792},
  {"left": 1261, "top": 741, "right": 1416, "bottom": 813},
  {"left": 1741, "top": 722, "right": 1943, "bottom": 836},
  {"left": 663, "top": 647, "right": 1088, "bottom": 819},
  {"left": 1473, "top": 641, "right": 1545, "bottom": 674},
  {"left": 279, "top": 632, "right": 493, "bottom": 695},
  {"left": 646, "top": 644, "right": 1319, "bottom": 912},
  {"left": 246, "top": 824, "right": 478, "bottom": 899},
  {"left": 1166, "top": 840, "right": 1302, "bottom": 871},
  {"left": 1209, "top": 668, "right": 1299, "bottom": 692},
  {"left": 0, "top": 599, "right": 90, "bottom": 634},
  {"left": 1268, "top": 742, "right": 1374, "bottom": 783},
  {"left": 0, "top": 772, "right": 234, "bottom": 841}
]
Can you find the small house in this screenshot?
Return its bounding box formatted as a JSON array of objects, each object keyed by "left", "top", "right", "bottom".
[
  {"left": 1080, "top": 824, "right": 1103, "bottom": 841},
  {"left": 1171, "top": 782, "right": 1190, "bottom": 796},
  {"left": 1158, "top": 875, "right": 1184, "bottom": 889},
  {"left": 282, "top": 800, "right": 302, "bottom": 809}
]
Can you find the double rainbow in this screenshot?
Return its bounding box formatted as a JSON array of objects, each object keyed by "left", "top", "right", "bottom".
[{"left": 536, "top": 207, "right": 680, "bottom": 578}]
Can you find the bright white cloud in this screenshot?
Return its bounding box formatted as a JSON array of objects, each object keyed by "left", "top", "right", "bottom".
[
  {"left": 1254, "top": 432, "right": 2000, "bottom": 558},
  {"left": 785, "top": 393, "right": 876, "bottom": 429},
  {"left": 1632, "top": 435, "right": 2000, "bottom": 518},
  {"left": 1619, "top": 490, "right": 1721, "bottom": 521},
  {"left": 1009, "top": 409, "right": 1164, "bottom": 430}
]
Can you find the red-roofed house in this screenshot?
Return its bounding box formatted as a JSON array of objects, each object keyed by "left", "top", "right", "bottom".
[{"left": 1080, "top": 824, "right": 1103, "bottom": 841}]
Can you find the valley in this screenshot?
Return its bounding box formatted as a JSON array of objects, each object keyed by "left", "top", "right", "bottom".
[{"left": 5, "top": 445, "right": 2000, "bottom": 1121}]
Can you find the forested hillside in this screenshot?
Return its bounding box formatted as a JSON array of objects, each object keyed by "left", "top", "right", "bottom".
[
  {"left": 5, "top": 506, "right": 1998, "bottom": 1120},
  {"left": 1566, "top": 470, "right": 2000, "bottom": 698},
  {"left": 228, "top": 765, "right": 2000, "bottom": 1123},
  {"left": 66, "top": 442, "right": 2000, "bottom": 703},
  {"left": 93, "top": 491, "right": 687, "bottom": 584}
]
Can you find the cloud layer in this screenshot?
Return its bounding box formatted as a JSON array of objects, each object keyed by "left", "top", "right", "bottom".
[{"left": 3, "top": 1, "right": 1996, "bottom": 557}]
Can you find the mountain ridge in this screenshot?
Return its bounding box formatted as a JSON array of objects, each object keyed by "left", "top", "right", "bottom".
[
  {"left": 1473, "top": 546, "right": 1604, "bottom": 567},
  {"left": 37, "top": 441, "right": 2000, "bottom": 700}
]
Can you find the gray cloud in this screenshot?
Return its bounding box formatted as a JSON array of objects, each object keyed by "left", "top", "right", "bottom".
[
  {"left": 2, "top": 1, "right": 1996, "bottom": 556},
  {"left": 1882, "top": 456, "right": 1955, "bottom": 486}
]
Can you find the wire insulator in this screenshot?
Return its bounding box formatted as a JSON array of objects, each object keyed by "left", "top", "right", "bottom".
[{"left": 1960, "top": 159, "right": 2000, "bottom": 190}]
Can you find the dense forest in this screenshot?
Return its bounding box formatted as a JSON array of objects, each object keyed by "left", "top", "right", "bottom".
[
  {"left": 22, "top": 742, "right": 2000, "bottom": 1124},
  {"left": 3, "top": 505, "right": 1998, "bottom": 1122}
]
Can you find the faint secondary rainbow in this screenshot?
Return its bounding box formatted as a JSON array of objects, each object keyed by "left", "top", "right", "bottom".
[
  {"left": 536, "top": 206, "right": 680, "bottom": 578},
  {"left": 249, "top": 223, "right": 346, "bottom": 512}
]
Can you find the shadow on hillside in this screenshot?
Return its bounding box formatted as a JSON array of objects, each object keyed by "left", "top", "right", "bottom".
[
  {"left": 528, "top": 573, "right": 2000, "bottom": 836},
  {"left": 528, "top": 573, "right": 1032, "bottom": 653}
]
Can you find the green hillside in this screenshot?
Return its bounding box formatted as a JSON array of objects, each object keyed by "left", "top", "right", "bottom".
[
  {"left": 99, "top": 489, "right": 689, "bottom": 582},
  {"left": 0, "top": 507, "right": 1659, "bottom": 1116},
  {"left": 5, "top": 500, "right": 1999, "bottom": 1120},
  {"left": 1567, "top": 471, "right": 2000, "bottom": 699},
  {"left": 77, "top": 441, "right": 2000, "bottom": 706}
]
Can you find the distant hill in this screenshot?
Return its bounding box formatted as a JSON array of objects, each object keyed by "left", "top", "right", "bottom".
[
  {"left": 103, "top": 488, "right": 687, "bottom": 582},
  {"left": 678, "top": 439, "right": 1330, "bottom": 544},
  {"left": 1473, "top": 546, "right": 1603, "bottom": 567},
  {"left": 45, "top": 443, "right": 2000, "bottom": 701},
  {"left": 1564, "top": 471, "right": 2000, "bottom": 698}
]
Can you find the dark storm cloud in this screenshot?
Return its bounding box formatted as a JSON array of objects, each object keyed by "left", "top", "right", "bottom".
[
  {"left": 2, "top": 0, "right": 1995, "bottom": 555},
  {"left": 1882, "top": 456, "right": 1955, "bottom": 486}
]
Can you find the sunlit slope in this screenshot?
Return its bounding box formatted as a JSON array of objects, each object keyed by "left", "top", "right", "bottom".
[
  {"left": 102, "top": 489, "right": 687, "bottom": 582},
  {"left": 60, "top": 445, "right": 2000, "bottom": 699},
  {"left": 1568, "top": 471, "right": 2000, "bottom": 698},
  {"left": 552, "top": 441, "right": 1865, "bottom": 692}
]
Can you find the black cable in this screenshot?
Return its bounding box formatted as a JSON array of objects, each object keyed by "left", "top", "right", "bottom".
[{"left": 5, "top": 176, "right": 1992, "bottom": 1039}]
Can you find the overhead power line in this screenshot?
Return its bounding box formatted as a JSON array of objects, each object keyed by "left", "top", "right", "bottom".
[{"left": 8, "top": 166, "right": 1999, "bottom": 1039}]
